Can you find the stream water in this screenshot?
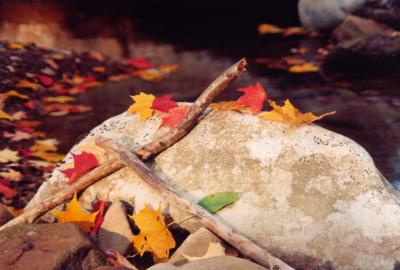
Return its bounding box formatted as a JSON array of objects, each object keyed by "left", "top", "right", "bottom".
[{"left": 1, "top": 1, "right": 399, "bottom": 184}]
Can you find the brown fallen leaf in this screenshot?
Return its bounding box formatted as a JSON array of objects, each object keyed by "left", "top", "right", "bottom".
[
  {"left": 0, "top": 148, "right": 20, "bottom": 163},
  {"left": 0, "top": 168, "right": 22, "bottom": 181},
  {"left": 4, "top": 130, "right": 32, "bottom": 141}
]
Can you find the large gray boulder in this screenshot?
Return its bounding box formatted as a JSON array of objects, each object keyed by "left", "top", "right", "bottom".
[{"left": 26, "top": 110, "right": 400, "bottom": 269}]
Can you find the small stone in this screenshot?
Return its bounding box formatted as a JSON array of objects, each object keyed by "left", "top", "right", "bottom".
[
  {"left": 148, "top": 263, "right": 178, "bottom": 270},
  {"left": 149, "top": 256, "right": 265, "bottom": 270},
  {"left": 98, "top": 201, "right": 133, "bottom": 255},
  {"left": 0, "top": 203, "right": 13, "bottom": 226},
  {"left": 169, "top": 227, "right": 222, "bottom": 266},
  {"left": 180, "top": 256, "right": 266, "bottom": 270}
]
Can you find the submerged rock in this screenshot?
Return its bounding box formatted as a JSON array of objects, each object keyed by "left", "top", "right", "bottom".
[
  {"left": 0, "top": 223, "right": 107, "bottom": 270},
  {"left": 27, "top": 110, "right": 400, "bottom": 269}
]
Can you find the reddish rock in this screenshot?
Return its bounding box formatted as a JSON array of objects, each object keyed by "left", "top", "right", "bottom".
[{"left": 0, "top": 223, "right": 108, "bottom": 270}]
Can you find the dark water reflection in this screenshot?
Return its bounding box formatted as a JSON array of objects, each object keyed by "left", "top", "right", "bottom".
[{"left": 1, "top": 1, "right": 399, "bottom": 184}]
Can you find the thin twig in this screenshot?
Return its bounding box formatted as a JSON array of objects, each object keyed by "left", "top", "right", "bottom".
[
  {"left": 96, "top": 137, "right": 295, "bottom": 270},
  {"left": 0, "top": 58, "right": 247, "bottom": 231}
]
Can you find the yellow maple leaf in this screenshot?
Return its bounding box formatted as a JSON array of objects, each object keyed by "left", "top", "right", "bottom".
[
  {"left": 0, "top": 106, "right": 11, "bottom": 120},
  {"left": 16, "top": 80, "right": 40, "bottom": 90},
  {"left": 135, "top": 69, "right": 163, "bottom": 81},
  {"left": 51, "top": 193, "right": 98, "bottom": 232},
  {"left": 258, "top": 23, "right": 283, "bottom": 35},
  {"left": 1, "top": 90, "right": 29, "bottom": 100},
  {"left": 259, "top": 99, "right": 336, "bottom": 126},
  {"left": 288, "top": 63, "right": 319, "bottom": 73},
  {"left": 30, "top": 139, "right": 64, "bottom": 163},
  {"left": 92, "top": 66, "right": 105, "bottom": 73},
  {"left": 159, "top": 64, "right": 179, "bottom": 74},
  {"left": 8, "top": 43, "right": 24, "bottom": 49},
  {"left": 130, "top": 204, "right": 176, "bottom": 259},
  {"left": 6, "top": 206, "right": 23, "bottom": 217},
  {"left": 44, "top": 96, "right": 75, "bottom": 103},
  {"left": 127, "top": 92, "right": 155, "bottom": 122},
  {"left": 0, "top": 168, "right": 22, "bottom": 181},
  {"left": 182, "top": 242, "right": 226, "bottom": 262},
  {"left": 0, "top": 148, "right": 20, "bottom": 163}
]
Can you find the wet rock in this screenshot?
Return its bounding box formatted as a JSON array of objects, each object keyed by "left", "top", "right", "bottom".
[
  {"left": 323, "top": 34, "right": 400, "bottom": 74},
  {"left": 0, "top": 203, "right": 13, "bottom": 226},
  {"left": 331, "top": 15, "right": 391, "bottom": 43},
  {"left": 98, "top": 201, "right": 133, "bottom": 255},
  {"left": 27, "top": 110, "right": 400, "bottom": 269},
  {"left": 298, "top": 0, "right": 400, "bottom": 32},
  {"left": 0, "top": 223, "right": 107, "bottom": 270},
  {"left": 324, "top": 15, "right": 400, "bottom": 74},
  {"left": 169, "top": 227, "right": 221, "bottom": 266},
  {"left": 149, "top": 256, "right": 265, "bottom": 270}
]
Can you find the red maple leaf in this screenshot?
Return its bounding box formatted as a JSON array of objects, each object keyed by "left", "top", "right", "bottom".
[
  {"left": 151, "top": 94, "right": 178, "bottom": 112},
  {"left": 38, "top": 75, "right": 54, "bottom": 86},
  {"left": 0, "top": 180, "right": 16, "bottom": 199},
  {"left": 91, "top": 199, "right": 107, "bottom": 235},
  {"left": 127, "top": 58, "right": 154, "bottom": 69},
  {"left": 235, "top": 82, "right": 267, "bottom": 114},
  {"left": 160, "top": 105, "right": 189, "bottom": 129},
  {"left": 62, "top": 152, "right": 99, "bottom": 184}
]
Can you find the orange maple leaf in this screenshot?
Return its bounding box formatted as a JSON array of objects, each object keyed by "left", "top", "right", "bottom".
[
  {"left": 160, "top": 105, "right": 189, "bottom": 128},
  {"left": 16, "top": 80, "right": 41, "bottom": 90},
  {"left": 288, "top": 63, "right": 319, "bottom": 73},
  {"left": 235, "top": 82, "right": 267, "bottom": 114},
  {"left": 259, "top": 99, "right": 335, "bottom": 126},
  {"left": 130, "top": 204, "right": 176, "bottom": 259},
  {"left": 209, "top": 101, "right": 250, "bottom": 112},
  {"left": 52, "top": 193, "right": 98, "bottom": 232}
]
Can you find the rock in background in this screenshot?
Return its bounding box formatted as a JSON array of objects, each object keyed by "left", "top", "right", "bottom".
[{"left": 26, "top": 110, "right": 400, "bottom": 269}]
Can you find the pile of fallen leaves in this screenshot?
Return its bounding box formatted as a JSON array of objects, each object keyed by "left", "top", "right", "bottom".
[
  {"left": 0, "top": 41, "right": 178, "bottom": 209},
  {"left": 52, "top": 189, "right": 238, "bottom": 267},
  {"left": 256, "top": 23, "right": 328, "bottom": 74}
]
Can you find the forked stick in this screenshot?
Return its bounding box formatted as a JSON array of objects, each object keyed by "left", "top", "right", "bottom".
[
  {"left": 0, "top": 58, "right": 247, "bottom": 231},
  {"left": 97, "top": 137, "right": 295, "bottom": 270}
]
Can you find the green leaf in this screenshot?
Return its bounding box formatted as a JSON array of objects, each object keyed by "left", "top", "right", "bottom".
[{"left": 198, "top": 192, "right": 239, "bottom": 214}]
